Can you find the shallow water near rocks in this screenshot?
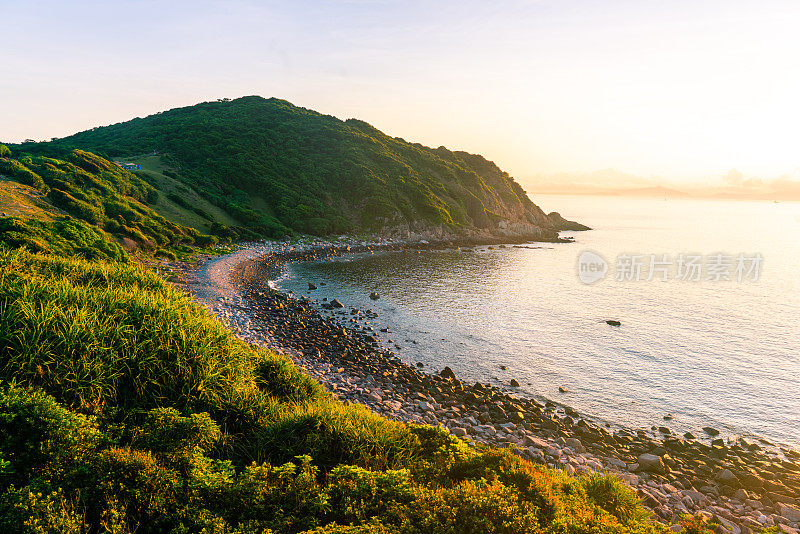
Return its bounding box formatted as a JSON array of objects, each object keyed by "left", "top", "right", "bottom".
[{"left": 277, "top": 194, "right": 800, "bottom": 448}]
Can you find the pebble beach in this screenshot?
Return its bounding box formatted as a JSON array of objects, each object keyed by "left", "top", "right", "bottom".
[{"left": 168, "top": 237, "right": 800, "bottom": 534}]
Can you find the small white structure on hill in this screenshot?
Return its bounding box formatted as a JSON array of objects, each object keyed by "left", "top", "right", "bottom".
[{"left": 114, "top": 162, "right": 141, "bottom": 171}]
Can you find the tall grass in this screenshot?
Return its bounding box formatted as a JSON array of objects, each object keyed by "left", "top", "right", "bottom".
[
  {"left": 0, "top": 248, "right": 417, "bottom": 469},
  {"left": 0, "top": 247, "right": 674, "bottom": 534}
]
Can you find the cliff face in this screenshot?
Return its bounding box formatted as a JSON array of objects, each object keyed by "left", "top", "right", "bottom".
[{"left": 10, "top": 96, "right": 582, "bottom": 241}]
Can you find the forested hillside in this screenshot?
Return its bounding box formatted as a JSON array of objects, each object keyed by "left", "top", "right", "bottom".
[{"left": 12, "top": 97, "right": 561, "bottom": 240}]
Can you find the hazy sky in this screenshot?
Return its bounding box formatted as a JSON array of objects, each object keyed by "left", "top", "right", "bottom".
[{"left": 3, "top": 0, "right": 800, "bottom": 184}]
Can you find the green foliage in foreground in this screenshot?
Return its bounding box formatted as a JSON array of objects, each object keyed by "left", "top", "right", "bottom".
[
  {"left": 13, "top": 96, "right": 553, "bottom": 237},
  {"left": 0, "top": 150, "right": 214, "bottom": 258},
  {"left": 0, "top": 249, "right": 671, "bottom": 533},
  {"left": 0, "top": 216, "right": 127, "bottom": 261}
]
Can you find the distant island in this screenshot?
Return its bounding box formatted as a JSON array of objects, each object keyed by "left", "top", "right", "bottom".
[{"left": 528, "top": 169, "right": 800, "bottom": 201}]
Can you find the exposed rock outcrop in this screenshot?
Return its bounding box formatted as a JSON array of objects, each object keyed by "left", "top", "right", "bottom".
[{"left": 548, "top": 212, "right": 591, "bottom": 231}]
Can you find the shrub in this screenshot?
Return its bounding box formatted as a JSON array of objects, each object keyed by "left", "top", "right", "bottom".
[
  {"left": 252, "top": 400, "right": 419, "bottom": 470},
  {"left": 0, "top": 159, "right": 47, "bottom": 192},
  {"left": 47, "top": 189, "right": 103, "bottom": 225},
  {"left": 133, "top": 408, "right": 220, "bottom": 475},
  {"left": 0, "top": 386, "right": 100, "bottom": 487},
  {"left": 300, "top": 522, "right": 394, "bottom": 533},
  {"left": 0, "top": 218, "right": 126, "bottom": 261},
  {"left": 327, "top": 465, "right": 413, "bottom": 524},
  {"left": 400, "top": 479, "right": 542, "bottom": 534},
  {"left": 103, "top": 199, "right": 142, "bottom": 224},
  {"left": 1, "top": 152, "right": 197, "bottom": 251},
  {"left": 154, "top": 248, "right": 177, "bottom": 261},
  {"left": 216, "top": 456, "right": 328, "bottom": 531},
  {"left": 194, "top": 233, "right": 218, "bottom": 247},
  {"left": 581, "top": 471, "right": 644, "bottom": 525},
  {"left": 94, "top": 446, "right": 179, "bottom": 523},
  {"left": 1, "top": 487, "right": 88, "bottom": 534},
  {"left": 680, "top": 514, "right": 716, "bottom": 534}
]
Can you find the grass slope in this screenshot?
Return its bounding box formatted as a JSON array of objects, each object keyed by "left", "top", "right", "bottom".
[
  {"left": 0, "top": 149, "right": 219, "bottom": 260},
  {"left": 132, "top": 154, "right": 240, "bottom": 233},
  {"left": 0, "top": 179, "right": 63, "bottom": 221},
  {"left": 0, "top": 248, "right": 676, "bottom": 534},
  {"left": 10, "top": 96, "right": 554, "bottom": 239}
]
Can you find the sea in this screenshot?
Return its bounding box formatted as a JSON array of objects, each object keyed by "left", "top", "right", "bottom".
[{"left": 276, "top": 195, "right": 800, "bottom": 448}]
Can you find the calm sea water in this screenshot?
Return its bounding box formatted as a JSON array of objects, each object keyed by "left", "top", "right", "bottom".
[{"left": 278, "top": 195, "right": 800, "bottom": 447}]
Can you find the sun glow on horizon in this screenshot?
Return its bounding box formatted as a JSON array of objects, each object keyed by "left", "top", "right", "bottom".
[{"left": 2, "top": 1, "right": 800, "bottom": 187}]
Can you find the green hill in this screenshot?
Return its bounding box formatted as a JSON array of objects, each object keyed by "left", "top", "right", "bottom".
[
  {"left": 11, "top": 96, "right": 562, "bottom": 241},
  {"left": 0, "top": 103, "right": 650, "bottom": 533}
]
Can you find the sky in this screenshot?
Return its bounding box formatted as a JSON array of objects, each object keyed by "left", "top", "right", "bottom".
[{"left": 2, "top": 0, "right": 800, "bottom": 186}]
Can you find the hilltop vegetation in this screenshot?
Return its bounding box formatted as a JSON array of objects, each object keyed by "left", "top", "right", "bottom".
[
  {"left": 12, "top": 96, "right": 556, "bottom": 240},
  {"left": 0, "top": 248, "right": 673, "bottom": 533},
  {"left": 0, "top": 148, "right": 214, "bottom": 260}
]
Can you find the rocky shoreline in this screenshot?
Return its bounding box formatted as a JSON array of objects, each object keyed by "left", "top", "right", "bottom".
[{"left": 170, "top": 237, "right": 800, "bottom": 534}]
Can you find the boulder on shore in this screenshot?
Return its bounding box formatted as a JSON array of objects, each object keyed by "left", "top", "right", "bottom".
[
  {"left": 440, "top": 366, "right": 456, "bottom": 380},
  {"left": 565, "top": 437, "right": 586, "bottom": 453},
  {"left": 606, "top": 320, "right": 621, "bottom": 327},
  {"left": 637, "top": 453, "right": 665, "bottom": 473},
  {"left": 777, "top": 503, "right": 800, "bottom": 522},
  {"left": 330, "top": 299, "right": 344, "bottom": 308},
  {"left": 714, "top": 469, "right": 739, "bottom": 485},
  {"left": 369, "top": 292, "right": 380, "bottom": 300}
]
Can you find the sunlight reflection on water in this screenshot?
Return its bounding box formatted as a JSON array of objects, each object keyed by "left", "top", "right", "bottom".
[{"left": 280, "top": 195, "right": 800, "bottom": 446}]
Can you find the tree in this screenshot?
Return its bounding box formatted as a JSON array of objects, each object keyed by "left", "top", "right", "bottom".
[{"left": 0, "top": 144, "right": 11, "bottom": 158}]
